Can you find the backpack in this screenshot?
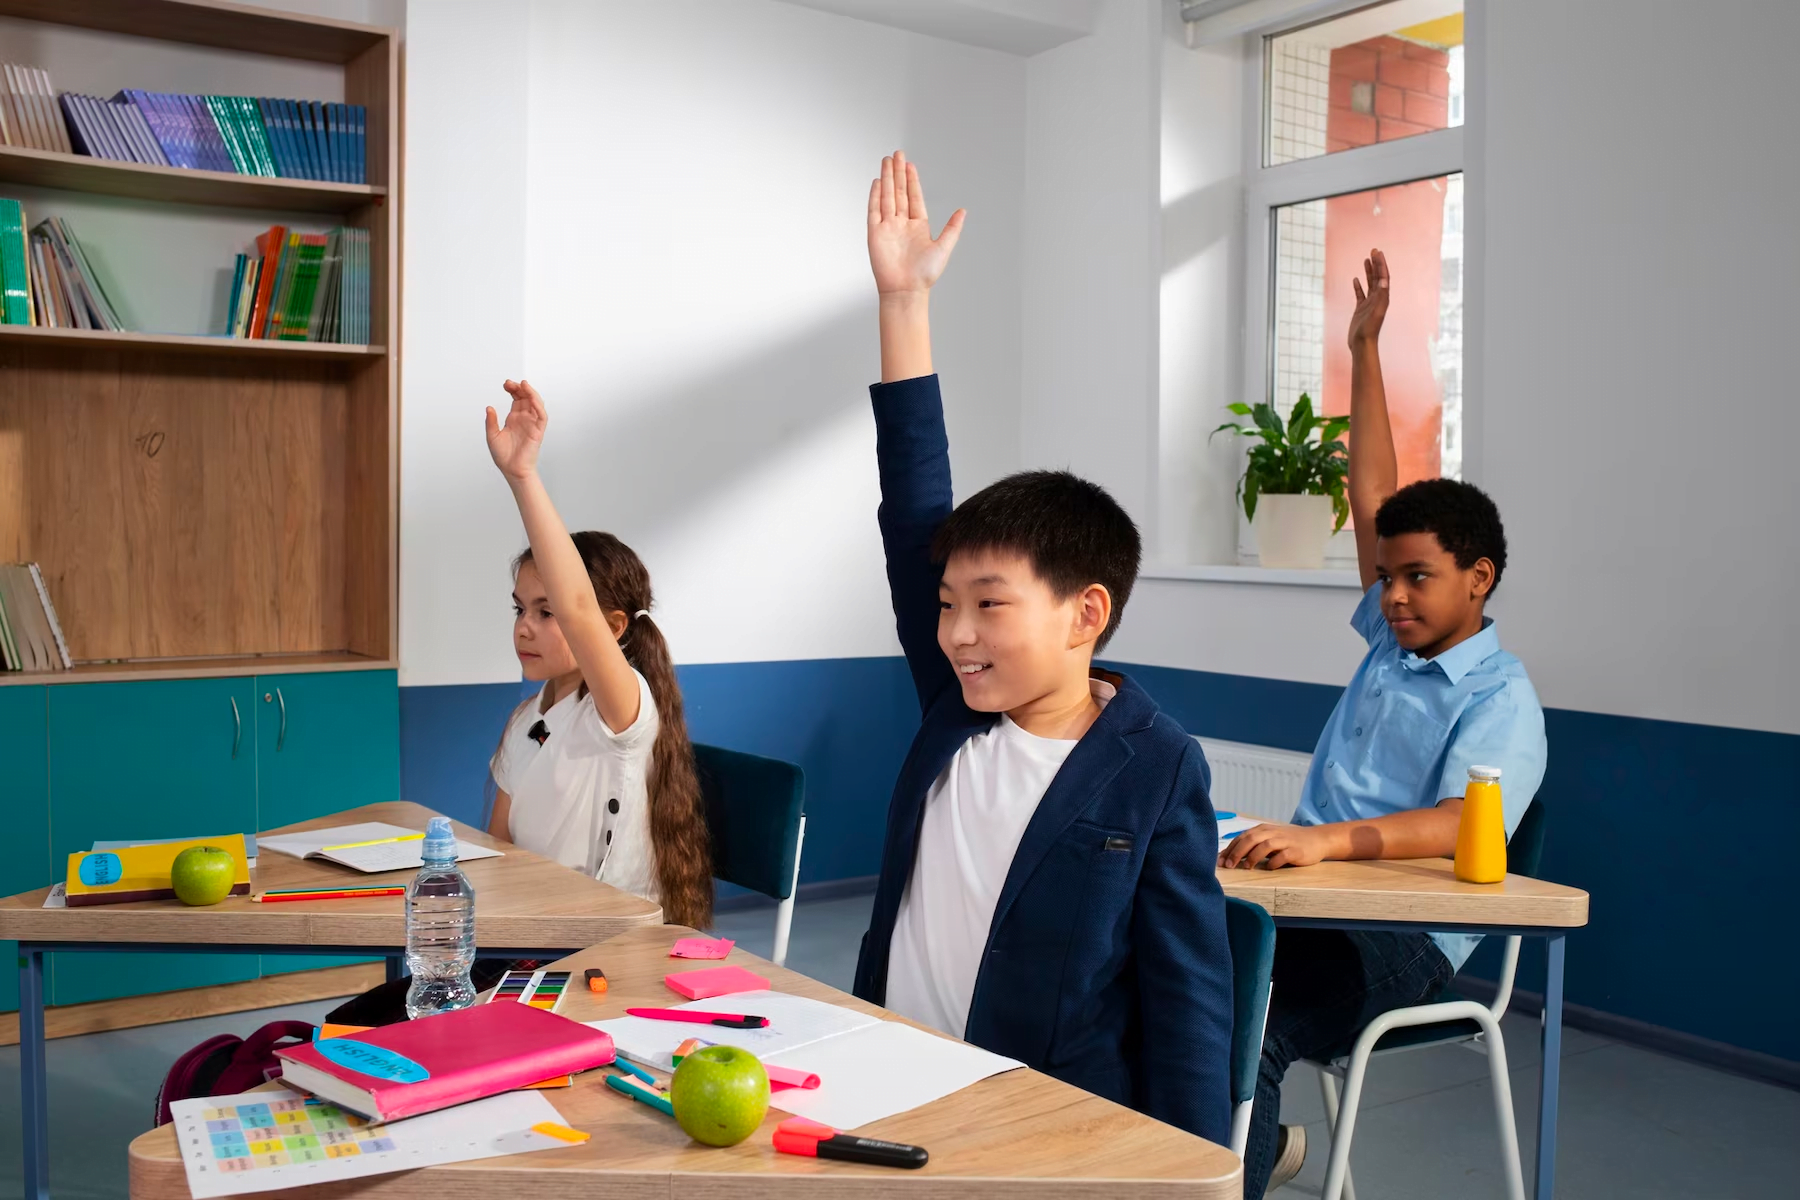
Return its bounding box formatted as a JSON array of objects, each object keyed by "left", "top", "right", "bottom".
[{"left": 154, "top": 1020, "right": 317, "bottom": 1126}]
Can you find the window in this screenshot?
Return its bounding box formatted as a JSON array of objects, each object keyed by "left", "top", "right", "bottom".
[{"left": 1248, "top": 1, "right": 1467, "bottom": 487}]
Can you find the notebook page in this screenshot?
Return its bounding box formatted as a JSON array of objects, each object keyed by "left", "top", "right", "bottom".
[
  {"left": 766, "top": 1020, "right": 1023, "bottom": 1131},
  {"left": 588, "top": 991, "right": 881, "bottom": 1071}
]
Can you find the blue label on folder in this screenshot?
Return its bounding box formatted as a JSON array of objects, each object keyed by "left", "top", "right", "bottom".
[
  {"left": 77, "top": 853, "right": 121, "bottom": 887},
  {"left": 313, "top": 1039, "right": 430, "bottom": 1084}
]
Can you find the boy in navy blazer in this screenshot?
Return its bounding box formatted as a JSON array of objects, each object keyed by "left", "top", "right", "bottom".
[{"left": 850, "top": 152, "right": 1232, "bottom": 1145}]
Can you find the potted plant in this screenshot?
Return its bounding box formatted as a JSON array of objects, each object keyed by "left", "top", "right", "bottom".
[{"left": 1212, "top": 394, "right": 1349, "bottom": 569}]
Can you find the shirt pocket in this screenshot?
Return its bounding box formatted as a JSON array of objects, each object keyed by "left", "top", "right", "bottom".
[{"left": 1360, "top": 692, "right": 1452, "bottom": 805}]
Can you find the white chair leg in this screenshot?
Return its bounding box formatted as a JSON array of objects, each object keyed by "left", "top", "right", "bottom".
[
  {"left": 770, "top": 815, "right": 806, "bottom": 969},
  {"left": 1475, "top": 1014, "right": 1527, "bottom": 1200},
  {"left": 1320, "top": 1048, "right": 1373, "bottom": 1200},
  {"left": 1315, "top": 1070, "right": 1357, "bottom": 1200}
]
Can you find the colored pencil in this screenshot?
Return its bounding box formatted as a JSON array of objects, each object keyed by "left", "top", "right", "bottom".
[{"left": 252, "top": 886, "right": 406, "bottom": 903}]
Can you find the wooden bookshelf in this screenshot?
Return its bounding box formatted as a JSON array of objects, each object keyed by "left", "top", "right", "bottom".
[
  {"left": 0, "top": 0, "right": 400, "bottom": 675},
  {"left": 0, "top": 143, "right": 388, "bottom": 213}
]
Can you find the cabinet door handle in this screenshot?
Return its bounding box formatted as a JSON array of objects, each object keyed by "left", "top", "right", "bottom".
[
  {"left": 276, "top": 687, "right": 288, "bottom": 752},
  {"left": 230, "top": 696, "right": 242, "bottom": 759}
]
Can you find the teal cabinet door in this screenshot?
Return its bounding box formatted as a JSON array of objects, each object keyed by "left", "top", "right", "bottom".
[
  {"left": 0, "top": 686, "right": 51, "bottom": 1014},
  {"left": 47, "top": 677, "right": 260, "bottom": 1005},
  {"left": 256, "top": 669, "right": 398, "bottom": 977}
]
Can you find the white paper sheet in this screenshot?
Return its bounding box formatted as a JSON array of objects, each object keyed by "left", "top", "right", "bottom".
[
  {"left": 588, "top": 990, "right": 882, "bottom": 1071},
  {"left": 259, "top": 822, "right": 501, "bottom": 872},
  {"left": 1217, "top": 814, "right": 1264, "bottom": 846},
  {"left": 767, "top": 1021, "right": 1023, "bottom": 1131},
  {"left": 169, "top": 1086, "right": 568, "bottom": 1198}
]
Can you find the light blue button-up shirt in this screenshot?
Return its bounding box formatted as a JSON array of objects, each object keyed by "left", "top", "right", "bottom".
[{"left": 1294, "top": 585, "right": 1547, "bottom": 971}]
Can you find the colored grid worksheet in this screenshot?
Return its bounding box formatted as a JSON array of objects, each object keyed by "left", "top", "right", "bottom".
[{"left": 170, "top": 1087, "right": 568, "bottom": 1197}]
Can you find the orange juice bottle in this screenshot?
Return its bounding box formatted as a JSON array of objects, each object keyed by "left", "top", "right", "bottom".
[{"left": 1453, "top": 766, "right": 1507, "bottom": 883}]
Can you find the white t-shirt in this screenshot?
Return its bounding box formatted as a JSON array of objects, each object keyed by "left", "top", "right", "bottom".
[
  {"left": 885, "top": 679, "right": 1117, "bottom": 1038},
  {"left": 490, "top": 670, "right": 660, "bottom": 904}
]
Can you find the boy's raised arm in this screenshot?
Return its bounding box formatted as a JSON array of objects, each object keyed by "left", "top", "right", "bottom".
[
  {"left": 866, "top": 152, "right": 968, "bottom": 711},
  {"left": 1347, "top": 248, "right": 1398, "bottom": 590}
]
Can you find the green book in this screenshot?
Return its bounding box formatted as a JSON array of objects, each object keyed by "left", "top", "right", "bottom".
[
  {"left": 279, "top": 237, "right": 325, "bottom": 340},
  {"left": 267, "top": 232, "right": 302, "bottom": 338},
  {"left": 0, "top": 198, "right": 30, "bottom": 326},
  {"left": 236, "top": 97, "right": 278, "bottom": 176},
  {"left": 205, "top": 96, "right": 252, "bottom": 174},
  {"left": 0, "top": 577, "right": 20, "bottom": 671}
]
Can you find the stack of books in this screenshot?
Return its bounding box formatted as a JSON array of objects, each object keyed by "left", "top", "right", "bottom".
[
  {"left": 0, "top": 62, "right": 73, "bottom": 153},
  {"left": 225, "top": 224, "right": 369, "bottom": 344},
  {"left": 0, "top": 198, "right": 127, "bottom": 331},
  {"left": 0, "top": 60, "right": 366, "bottom": 183},
  {"left": 0, "top": 562, "right": 72, "bottom": 673}
]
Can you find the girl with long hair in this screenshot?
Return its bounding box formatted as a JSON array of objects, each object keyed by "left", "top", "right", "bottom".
[{"left": 484, "top": 379, "right": 712, "bottom": 928}]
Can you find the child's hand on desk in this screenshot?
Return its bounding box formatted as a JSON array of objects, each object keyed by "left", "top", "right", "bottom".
[
  {"left": 867, "top": 150, "right": 965, "bottom": 296},
  {"left": 486, "top": 379, "right": 547, "bottom": 482},
  {"left": 1218, "top": 823, "right": 1333, "bottom": 870}
]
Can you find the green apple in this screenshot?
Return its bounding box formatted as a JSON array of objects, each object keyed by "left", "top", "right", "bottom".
[
  {"left": 171, "top": 845, "right": 236, "bottom": 906},
  {"left": 669, "top": 1045, "right": 770, "bottom": 1147}
]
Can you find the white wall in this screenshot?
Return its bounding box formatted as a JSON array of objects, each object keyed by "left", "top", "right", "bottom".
[
  {"left": 1098, "top": 0, "right": 1800, "bottom": 736},
  {"left": 399, "top": 0, "right": 1026, "bottom": 685}
]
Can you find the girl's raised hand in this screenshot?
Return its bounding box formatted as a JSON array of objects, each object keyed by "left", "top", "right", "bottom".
[
  {"left": 486, "top": 378, "right": 547, "bottom": 482},
  {"left": 867, "top": 150, "right": 965, "bottom": 296},
  {"left": 1347, "top": 247, "right": 1390, "bottom": 350}
]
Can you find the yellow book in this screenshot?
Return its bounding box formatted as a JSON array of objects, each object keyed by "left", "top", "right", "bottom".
[{"left": 64, "top": 836, "right": 250, "bottom": 907}]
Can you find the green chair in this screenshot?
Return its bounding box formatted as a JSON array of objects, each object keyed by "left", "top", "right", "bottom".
[
  {"left": 1307, "top": 800, "right": 1550, "bottom": 1200},
  {"left": 1226, "top": 896, "right": 1278, "bottom": 1158},
  {"left": 694, "top": 744, "right": 807, "bottom": 967}
]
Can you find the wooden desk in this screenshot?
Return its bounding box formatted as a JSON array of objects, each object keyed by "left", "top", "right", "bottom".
[
  {"left": 1218, "top": 856, "right": 1588, "bottom": 929},
  {"left": 1219, "top": 857, "right": 1589, "bottom": 1200},
  {"left": 128, "top": 923, "right": 1244, "bottom": 1200},
  {"left": 3, "top": 802, "right": 664, "bottom": 1200}
]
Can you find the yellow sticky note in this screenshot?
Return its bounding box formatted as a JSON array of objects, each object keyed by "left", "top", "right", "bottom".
[{"left": 531, "top": 1122, "right": 590, "bottom": 1145}]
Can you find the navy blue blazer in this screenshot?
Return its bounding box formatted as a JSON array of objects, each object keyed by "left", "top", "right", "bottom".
[{"left": 851, "top": 375, "right": 1233, "bottom": 1144}]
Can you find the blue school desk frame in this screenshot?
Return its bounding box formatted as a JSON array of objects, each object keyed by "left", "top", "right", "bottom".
[
  {"left": 14, "top": 941, "right": 583, "bottom": 1200},
  {"left": 1270, "top": 914, "right": 1569, "bottom": 1200}
]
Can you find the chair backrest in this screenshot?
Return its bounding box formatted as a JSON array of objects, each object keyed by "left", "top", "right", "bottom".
[
  {"left": 1508, "top": 797, "right": 1548, "bottom": 879},
  {"left": 694, "top": 743, "right": 806, "bottom": 902},
  {"left": 1224, "top": 897, "right": 1277, "bottom": 1106}
]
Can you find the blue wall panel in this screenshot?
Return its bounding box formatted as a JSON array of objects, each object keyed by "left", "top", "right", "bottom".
[{"left": 399, "top": 657, "right": 1800, "bottom": 1062}]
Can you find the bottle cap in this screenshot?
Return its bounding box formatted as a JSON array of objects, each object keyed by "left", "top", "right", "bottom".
[
  {"left": 421, "top": 816, "right": 457, "bottom": 862},
  {"left": 1468, "top": 765, "right": 1503, "bottom": 781}
]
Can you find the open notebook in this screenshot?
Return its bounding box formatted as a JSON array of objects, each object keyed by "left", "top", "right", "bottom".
[
  {"left": 589, "top": 991, "right": 1022, "bottom": 1131},
  {"left": 259, "top": 822, "right": 502, "bottom": 874}
]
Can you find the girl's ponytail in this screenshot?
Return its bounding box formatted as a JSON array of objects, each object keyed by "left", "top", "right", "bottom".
[{"left": 618, "top": 609, "right": 713, "bottom": 928}]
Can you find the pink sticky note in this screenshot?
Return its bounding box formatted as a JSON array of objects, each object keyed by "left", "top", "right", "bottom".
[
  {"left": 670, "top": 936, "right": 735, "bottom": 960},
  {"left": 765, "top": 1063, "right": 821, "bottom": 1092},
  {"left": 664, "top": 965, "right": 771, "bottom": 1000}
]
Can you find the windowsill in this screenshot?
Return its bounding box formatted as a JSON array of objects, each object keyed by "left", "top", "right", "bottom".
[{"left": 1141, "top": 564, "right": 1364, "bottom": 588}]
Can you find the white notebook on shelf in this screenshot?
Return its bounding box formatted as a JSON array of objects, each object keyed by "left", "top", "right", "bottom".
[{"left": 258, "top": 822, "right": 502, "bottom": 874}]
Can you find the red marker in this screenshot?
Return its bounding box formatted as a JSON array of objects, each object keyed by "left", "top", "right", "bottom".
[
  {"left": 773, "top": 1118, "right": 928, "bottom": 1169},
  {"left": 624, "top": 1007, "right": 768, "bottom": 1029}
]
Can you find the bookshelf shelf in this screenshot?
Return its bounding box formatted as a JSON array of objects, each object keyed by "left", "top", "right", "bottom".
[
  {"left": 0, "top": 322, "right": 384, "bottom": 360},
  {"left": 0, "top": 143, "right": 388, "bottom": 213},
  {"left": 0, "top": 651, "right": 393, "bottom": 688}
]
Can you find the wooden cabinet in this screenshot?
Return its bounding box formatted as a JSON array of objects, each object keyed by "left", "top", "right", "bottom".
[
  {"left": 46, "top": 678, "right": 260, "bottom": 1005},
  {"left": 0, "top": 686, "right": 50, "bottom": 1014},
  {"left": 256, "top": 669, "right": 397, "bottom": 978}
]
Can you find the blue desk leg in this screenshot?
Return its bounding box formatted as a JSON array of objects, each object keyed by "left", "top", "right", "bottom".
[
  {"left": 1535, "top": 933, "right": 1566, "bottom": 1200},
  {"left": 20, "top": 945, "right": 49, "bottom": 1200}
]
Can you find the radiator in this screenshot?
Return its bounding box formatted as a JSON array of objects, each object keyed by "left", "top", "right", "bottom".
[{"left": 1195, "top": 737, "right": 1312, "bottom": 823}]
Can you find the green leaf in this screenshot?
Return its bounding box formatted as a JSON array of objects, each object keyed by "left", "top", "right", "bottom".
[
  {"left": 1252, "top": 402, "right": 1285, "bottom": 442},
  {"left": 1227, "top": 402, "right": 1253, "bottom": 416},
  {"left": 1243, "top": 473, "right": 1259, "bottom": 522},
  {"left": 1287, "top": 393, "right": 1316, "bottom": 445},
  {"left": 1332, "top": 492, "right": 1350, "bottom": 531},
  {"left": 1211, "top": 421, "right": 1250, "bottom": 441}
]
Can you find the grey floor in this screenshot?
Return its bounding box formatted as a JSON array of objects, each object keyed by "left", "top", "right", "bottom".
[{"left": 4, "top": 893, "right": 1796, "bottom": 1199}]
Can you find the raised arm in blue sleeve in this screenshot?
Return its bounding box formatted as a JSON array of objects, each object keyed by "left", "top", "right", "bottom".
[
  {"left": 869, "top": 374, "right": 958, "bottom": 713},
  {"left": 1131, "top": 743, "right": 1233, "bottom": 1144}
]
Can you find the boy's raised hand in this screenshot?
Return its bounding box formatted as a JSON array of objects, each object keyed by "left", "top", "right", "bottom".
[
  {"left": 485, "top": 378, "right": 547, "bottom": 483},
  {"left": 1347, "top": 247, "right": 1390, "bottom": 351},
  {"left": 867, "top": 150, "right": 965, "bottom": 295}
]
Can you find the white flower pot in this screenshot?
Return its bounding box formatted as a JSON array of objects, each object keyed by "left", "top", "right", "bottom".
[{"left": 1252, "top": 494, "right": 1334, "bottom": 569}]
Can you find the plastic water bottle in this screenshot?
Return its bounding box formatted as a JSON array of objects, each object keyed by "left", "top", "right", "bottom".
[{"left": 404, "top": 817, "right": 477, "bottom": 1019}]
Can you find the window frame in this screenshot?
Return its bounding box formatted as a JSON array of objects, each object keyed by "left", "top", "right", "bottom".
[{"left": 1238, "top": 0, "right": 1480, "bottom": 480}]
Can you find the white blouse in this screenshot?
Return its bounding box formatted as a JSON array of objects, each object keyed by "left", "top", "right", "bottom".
[{"left": 490, "top": 670, "right": 660, "bottom": 905}]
